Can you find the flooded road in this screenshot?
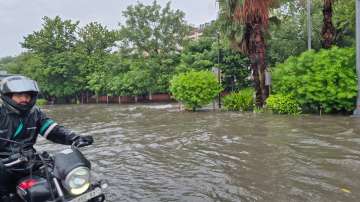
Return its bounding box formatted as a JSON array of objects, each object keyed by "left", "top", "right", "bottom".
[{"left": 36, "top": 104, "right": 360, "bottom": 201}]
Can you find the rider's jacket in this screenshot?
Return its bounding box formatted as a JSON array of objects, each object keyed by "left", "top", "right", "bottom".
[{"left": 0, "top": 105, "right": 77, "bottom": 158}]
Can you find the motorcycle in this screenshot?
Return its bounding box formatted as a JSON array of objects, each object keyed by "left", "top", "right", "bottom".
[{"left": 0, "top": 137, "right": 107, "bottom": 202}]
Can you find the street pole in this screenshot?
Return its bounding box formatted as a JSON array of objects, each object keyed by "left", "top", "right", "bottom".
[
  {"left": 217, "top": 32, "right": 221, "bottom": 109},
  {"left": 353, "top": 0, "right": 360, "bottom": 116},
  {"left": 307, "top": 0, "right": 312, "bottom": 50}
]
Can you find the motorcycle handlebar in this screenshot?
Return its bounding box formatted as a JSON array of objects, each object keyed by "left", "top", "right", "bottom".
[
  {"left": 0, "top": 137, "right": 29, "bottom": 167},
  {"left": 1, "top": 150, "right": 36, "bottom": 168},
  {"left": 3, "top": 156, "right": 28, "bottom": 167}
]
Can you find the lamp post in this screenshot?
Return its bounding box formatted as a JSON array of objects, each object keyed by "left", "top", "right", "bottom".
[
  {"left": 217, "top": 32, "right": 221, "bottom": 109},
  {"left": 307, "top": 0, "right": 312, "bottom": 50},
  {"left": 354, "top": 0, "right": 360, "bottom": 116}
]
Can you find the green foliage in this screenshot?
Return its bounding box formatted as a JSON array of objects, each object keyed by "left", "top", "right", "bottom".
[
  {"left": 0, "top": 56, "right": 16, "bottom": 71},
  {"left": 253, "top": 106, "right": 266, "bottom": 113},
  {"left": 77, "top": 22, "right": 118, "bottom": 56},
  {"left": 272, "top": 47, "right": 357, "bottom": 113},
  {"left": 85, "top": 54, "right": 122, "bottom": 95},
  {"left": 118, "top": 1, "right": 189, "bottom": 94},
  {"left": 77, "top": 22, "right": 118, "bottom": 94},
  {"left": 170, "top": 71, "right": 223, "bottom": 111},
  {"left": 36, "top": 99, "right": 48, "bottom": 106},
  {"left": 2, "top": 0, "right": 356, "bottom": 106},
  {"left": 119, "top": 1, "right": 189, "bottom": 56},
  {"left": 268, "top": 0, "right": 356, "bottom": 65},
  {"left": 266, "top": 94, "right": 301, "bottom": 115},
  {"left": 110, "top": 61, "right": 152, "bottom": 96},
  {"left": 219, "top": 42, "right": 251, "bottom": 91},
  {"left": 20, "top": 16, "right": 82, "bottom": 99},
  {"left": 15, "top": 16, "right": 118, "bottom": 101},
  {"left": 217, "top": 0, "right": 287, "bottom": 53},
  {"left": 177, "top": 35, "right": 251, "bottom": 91},
  {"left": 22, "top": 16, "right": 79, "bottom": 56},
  {"left": 3, "top": 1, "right": 188, "bottom": 101},
  {"left": 268, "top": 1, "right": 322, "bottom": 65},
  {"left": 1, "top": 53, "right": 42, "bottom": 77},
  {"left": 333, "top": 0, "right": 356, "bottom": 47},
  {"left": 176, "top": 37, "right": 215, "bottom": 73},
  {"left": 201, "top": 20, "right": 220, "bottom": 38},
  {"left": 87, "top": 71, "right": 109, "bottom": 95},
  {"left": 223, "top": 88, "right": 254, "bottom": 111}
]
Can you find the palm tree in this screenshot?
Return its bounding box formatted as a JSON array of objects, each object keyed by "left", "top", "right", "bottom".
[
  {"left": 218, "top": 0, "right": 275, "bottom": 107},
  {"left": 321, "top": 0, "right": 336, "bottom": 48}
]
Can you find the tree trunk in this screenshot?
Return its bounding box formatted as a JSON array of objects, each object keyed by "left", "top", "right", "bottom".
[
  {"left": 249, "top": 22, "right": 268, "bottom": 107},
  {"left": 250, "top": 55, "right": 262, "bottom": 107},
  {"left": 322, "top": 0, "right": 336, "bottom": 49}
]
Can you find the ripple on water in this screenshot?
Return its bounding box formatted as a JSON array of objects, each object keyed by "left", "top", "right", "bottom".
[{"left": 38, "top": 104, "right": 360, "bottom": 201}]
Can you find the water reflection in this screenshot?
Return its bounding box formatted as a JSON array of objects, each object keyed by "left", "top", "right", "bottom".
[{"left": 35, "top": 104, "right": 360, "bottom": 202}]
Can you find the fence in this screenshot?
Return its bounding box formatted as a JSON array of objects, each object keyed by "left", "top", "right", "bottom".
[{"left": 81, "top": 93, "right": 173, "bottom": 104}]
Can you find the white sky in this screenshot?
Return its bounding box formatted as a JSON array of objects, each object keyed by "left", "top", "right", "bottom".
[{"left": 0, "top": 0, "right": 218, "bottom": 58}]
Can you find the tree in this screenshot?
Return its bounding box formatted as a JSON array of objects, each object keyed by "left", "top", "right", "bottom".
[
  {"left": 112, "top": 67, "right": 151, "bottom": 96},
  {"left": 22, "top": 16, "right": 78, "bottom": 56},
  {"left": 109, "top": 58, "right": 152, "bottom": 96},
  {"left": 118, "top": 0, "right": 190, "bottom": 94},
  {"left": 267, "top": 0, "right": 354, "bottom": 64},
  {"left": 176, "top": 35, "right": 251, "bottom": 91},
  {"left": 267, "top": 1, "right": 319, "bottom": 65},
  {"left": 176, "top": 37, "right": 215, "bottom": 73},
  {"left": 77, "top": 22, "right": 118, "bottom": 95},
  {"left": 1, "top": 53, "right": 42, "bottom": 79},
  {"left": 219, "top": 40, "right": 251, "bottom": 91},
  {"left": 21, "top": 16, "right": 82, "bottom": 101},
  {"left": 218, "top": 0, "right": 277, "bottom": 107},
  {"left": 0, "top": 56, "right": 16, "bottom": 70},
  {"left": 333, "top": 0, "right": 355, "bottom": 47},
  {"left": 321, "top": 0, "right": 336, "bottom": 48},
  {"left": 20, "top": 17, "right": 120, "bottom": 102},
  {"left": 119, "top": 1, "right": 189, "bottom": 56},
  {"left": 77, "top": 22, "right": 118, "bottom": 56}
]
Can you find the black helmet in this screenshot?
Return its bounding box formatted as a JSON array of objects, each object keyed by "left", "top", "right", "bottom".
[{"left": 0, "top": 75, "right": 40, "bottom": 115}]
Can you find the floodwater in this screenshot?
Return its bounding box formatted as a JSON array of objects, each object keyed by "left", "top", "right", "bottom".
[{"left": 36, "top": 104, "right": 360, "bottom": 202}]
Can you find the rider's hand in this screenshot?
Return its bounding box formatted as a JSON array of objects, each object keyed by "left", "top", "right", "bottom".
[{"left": 73, "top": 135, "right": 94, "bottom": 148}]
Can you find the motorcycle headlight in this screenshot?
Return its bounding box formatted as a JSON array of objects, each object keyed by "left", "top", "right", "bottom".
[{"left": 63, "top": 167, "right": 90, "bottom": 195}]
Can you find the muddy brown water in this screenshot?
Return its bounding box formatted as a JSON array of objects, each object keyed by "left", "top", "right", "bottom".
[{"left": 35, "top": 104, "right": 360, "bottom": 202}]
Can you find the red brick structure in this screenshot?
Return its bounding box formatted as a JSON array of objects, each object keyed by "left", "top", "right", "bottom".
[{"left": 82, "top": 93, "right": 174, "bottom": 104}]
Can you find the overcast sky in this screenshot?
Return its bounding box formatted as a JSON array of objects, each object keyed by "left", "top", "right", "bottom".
[{"left": 0, "top": 0, "right": 218, "bottom": 58}]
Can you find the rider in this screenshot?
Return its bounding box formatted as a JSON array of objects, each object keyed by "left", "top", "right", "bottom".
[{"left": 0, "top": 75, "right": 93, "bottom": 198}]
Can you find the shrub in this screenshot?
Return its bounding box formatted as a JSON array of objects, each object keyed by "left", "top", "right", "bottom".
[
  {"left": 36, "top": 98, "right": 48, "bottom": 106},
  {"left": 272, "top": 47, "right": 357, "bottom": 113},
  {"left": 266, "top": 94, "right": 301, "bottom": 115},
  {"left": 223, "top": 88, "right": 254, "bottom": 111},
  {"left": 170, "top": 70, "right": 222, "bottom": 111}
]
